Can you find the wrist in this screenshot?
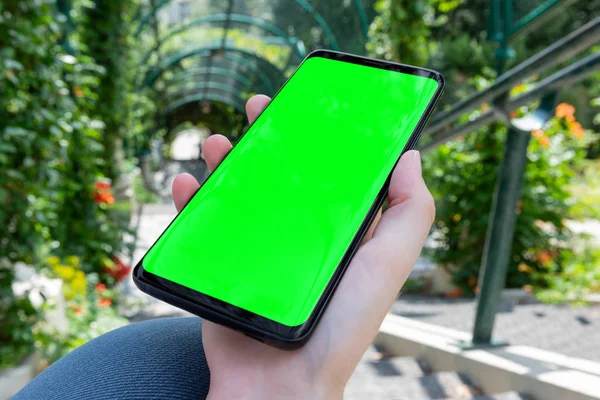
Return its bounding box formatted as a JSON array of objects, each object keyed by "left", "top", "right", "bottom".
[{"left": 206, "top": 375, "right": 340, "bottom": 400}]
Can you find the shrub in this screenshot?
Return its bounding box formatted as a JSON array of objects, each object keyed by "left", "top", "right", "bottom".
[{"left": 423, "top": 101, "right": 599, "bottom": 298}]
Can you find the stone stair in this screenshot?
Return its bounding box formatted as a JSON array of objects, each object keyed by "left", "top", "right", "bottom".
[{"left": 346, "top": 346, "right": 532, "bottom": 400}]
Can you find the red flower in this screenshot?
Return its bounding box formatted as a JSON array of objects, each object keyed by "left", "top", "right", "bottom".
[
  {"left": 96, "top": 283, "right": 107, "bottom": 293},
  {"left": 98, "top": 298, "right": 112, "bottom": 307},
  {"left": 93, "top": 181, "right": 115, "bottom": 205},
  {"left": 94, "top": 182, "right": 111, "bottom": 190},
  {"left": 73, "top": 307, "right": 84, "bottom": 315},
  {"left": 103, "top": 256, "right": 132, "bottom": 282}
]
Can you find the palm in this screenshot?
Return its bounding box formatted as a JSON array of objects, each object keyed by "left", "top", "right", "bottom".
[{"left": 171, "top": 95, "right": 435, "bottom": 398}]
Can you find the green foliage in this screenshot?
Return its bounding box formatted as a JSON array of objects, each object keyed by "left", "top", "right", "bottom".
[
  {"left": 0, "top": 263, "right": 38, "bottom": 369},
  {"left": 0, "top": 1, "right": 81, "bottom": 365},
  {"left": 0, "top": 0, "right": 146, "bottom": 368},
  {"left": 79, "top": 0, "right": 134, "bottom": 180},
  {"left": 368, "top": 0, "right": 464, "bottom": 66},
  {"left": 424, "top": 108, "right": 596, "bottom": 296},
  {"left": 569, "top": 160, "right": 600, "bottom": 220}
]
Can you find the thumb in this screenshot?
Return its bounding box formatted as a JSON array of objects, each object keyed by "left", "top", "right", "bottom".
[{"left": 364, "top": 149, "right": 435, "bottom": 273}]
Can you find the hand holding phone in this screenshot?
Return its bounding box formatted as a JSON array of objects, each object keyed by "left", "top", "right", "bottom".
[
  {"left": 135, "top": 50, "right": 443, "bottom": 396},
  {"left": 173, "top": 99, "right": 436, "bottom": 398}
]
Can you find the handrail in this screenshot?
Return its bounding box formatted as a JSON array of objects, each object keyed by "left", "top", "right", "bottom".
[
  {"left": 426, "top": 16, "right": 600, "bottom": 137},
  {"left": 421, "top": 46, "right": 600, "bottom": 151}
]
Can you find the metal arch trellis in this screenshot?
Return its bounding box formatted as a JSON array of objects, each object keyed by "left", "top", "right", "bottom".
[
  {"left": 165, "top": 67, "right": 253, "bottom": 89},
  {"left": 153, "top": 14, "right": 305, "bottom": 56},
  {"left": 222, "top": 52, "right": 279, "bottom": 95},
  {"left": 165, "top": 81, "right": 248, "bottom": 105},
  {"left": 133, "top": 0, "right": 341, "bottom": 50},
  {"left": 165, "top": 73, "right": 260, "bottom": 103},
  {"left": 165, "top": 93, "right": 246, "bottom": 114},
  {"left": 353, "top": 0, "right": 370, "bottom": 38},
  {"left": 138, "top": 13, "right": 307, "bottom": 68},
  {"left": 143, "top": 44, "right": 286, "bottom": 93}
]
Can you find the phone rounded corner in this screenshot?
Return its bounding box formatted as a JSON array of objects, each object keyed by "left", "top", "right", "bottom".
[
  {"left": 132, "top": 261, "right": 145, "bottom": 280},
  {"left": 265, "top": 324, "right": 315, "bottom": 351},
  {"left": 306, "top": 49, "right": 335, "bottom": 60},
  {"left": 433, "top": 72, "right": 446, "bottom": 89}
]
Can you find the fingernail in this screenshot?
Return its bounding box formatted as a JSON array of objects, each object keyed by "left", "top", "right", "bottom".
[{"left": 413, "top": 150, "right": 422, "bottom": 174}]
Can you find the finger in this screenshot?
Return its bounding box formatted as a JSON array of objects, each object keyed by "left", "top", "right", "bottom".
[
  {"left": 360, "top": 150, "right": 434, "bottom": 305},
  {"left": 361, "top": 208, "right": 382, "bottom": 245},
  {"left": 201, "top": 95, "right": 270, "bottom": 172},
  {"left": 316, "top": 150, "right": 434, "bottom": 379},
  {"left": 246, "top": 94, "right": 271, "bottom": 124},
  {"left": 202, "top": 134, "right": 232, "bottom": 173},
  {"left": 172, "top": 173, "right": 200, "bottom": 213}
]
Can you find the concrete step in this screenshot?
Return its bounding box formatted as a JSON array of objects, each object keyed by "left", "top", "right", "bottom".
[
  {"left": 449, "top": 392, "right": 532, "bottom": 400},
  {"left": 346, "top": 370, "right": 481, "bottom": 399}
]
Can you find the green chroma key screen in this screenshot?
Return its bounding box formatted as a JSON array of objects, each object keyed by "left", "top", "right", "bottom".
[{"left": 143, "top": 56, "right": 439, "bottom": 327}]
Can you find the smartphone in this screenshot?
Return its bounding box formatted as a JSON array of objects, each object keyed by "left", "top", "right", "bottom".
[{"left": 134, "top": 50, "right": 444, "bottom": 349}]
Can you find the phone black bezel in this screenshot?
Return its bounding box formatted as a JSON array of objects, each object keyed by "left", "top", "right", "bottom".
[{"left": 133, "top": 49, "right": 445, "bottom": 350}]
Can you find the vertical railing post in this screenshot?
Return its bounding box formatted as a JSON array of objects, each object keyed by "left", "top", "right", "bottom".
[
  {"left": 469, "top": 0, "right": 525, "bottom": 346},
  {"left": 471, "top": 126, "right": 530, "bottom": 344}
]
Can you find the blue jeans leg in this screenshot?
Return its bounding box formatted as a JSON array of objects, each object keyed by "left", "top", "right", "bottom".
[{"left": 13, "top": 317, "right": 210, "bottom": 400}]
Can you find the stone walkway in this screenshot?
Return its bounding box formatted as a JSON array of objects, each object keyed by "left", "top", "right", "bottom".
[{"left": 392, "top": 295, "right": 600, "bottom": 362}]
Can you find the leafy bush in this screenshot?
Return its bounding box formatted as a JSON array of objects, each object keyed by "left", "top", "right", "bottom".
[{"left": 423, "top": 102, "right": 598, "bottom": 297}]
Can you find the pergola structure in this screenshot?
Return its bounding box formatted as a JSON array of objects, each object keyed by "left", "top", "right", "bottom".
[{"left": 132, "top": 0, "right": 377, "bottom": 137}]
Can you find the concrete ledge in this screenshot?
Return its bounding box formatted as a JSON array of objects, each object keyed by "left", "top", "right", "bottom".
[{"left": 375, "top": 315, "right": 600, "bottom": 400}]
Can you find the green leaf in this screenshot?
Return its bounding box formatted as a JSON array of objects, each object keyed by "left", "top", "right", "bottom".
[
  {"left": 4, "top": 126, "right": 31, "bottom": 137},
  {"left": 0, "top": 143, "right": 17, "bottom": 153}
]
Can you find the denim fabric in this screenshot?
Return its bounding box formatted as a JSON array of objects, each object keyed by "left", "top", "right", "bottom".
[{"left": 14, "top": 318, "right": 210, "bottom": 400}]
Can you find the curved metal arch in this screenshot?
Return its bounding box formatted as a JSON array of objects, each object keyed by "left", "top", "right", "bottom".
[
  {"left": 138, "top": 13, "right": 305, "bottom": 67},
  {"left": 166, "top": 67, "right": 252, "bottom": 89},
  {"left": 156, "top": 50, "right": 278, "bottom": 95},
  {"left": 163, "top": 56, "right": 272, "bottom": 96},
  {"left": 144, "top": 45, "right": 285, "bottom": 94},
  {"left": 166, "top": 81, "right": 248, "bottom": 103},
  {"left": 162, "top": 51, "right": 277, "bottom": 95},
  {"left": 143, "top": 13, "right": 303, "bottom": 56},
  {"left": 353, "top": 0, "right": 370, "bottom": 38},
  {"left": 166, "top": 75, "right": 261, "bottom": 102},
  {"left": 133, "top": 0, "right": 340, "bottom": 50},
  {"left": 165, "top": 93, "right": 245, "bottom": 115},
  {"left": 223, "top": 52, "right": 278, "bottom": 95},
  {"left": 295, "top": 0, "right": 340, "bottom": 49}
]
